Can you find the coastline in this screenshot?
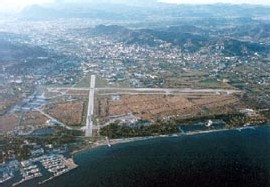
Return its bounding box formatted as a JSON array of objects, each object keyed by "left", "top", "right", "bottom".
[
  {"left": 71, "top": 136, "right": 159, "bottom": 156},
  {"left": 9, "top": 124, "right": 268, "bottom": 187},
  {"left": 71, "top": 124, "right": 269, "bottom": 157},
  {"left": 15, "top": 123, "right": 267, "bottom": 186}
]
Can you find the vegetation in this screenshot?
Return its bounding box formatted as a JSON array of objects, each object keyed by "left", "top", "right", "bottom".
[
  {"left": 175, "top": 113, "right": 267, "bottom": 128},
  {"left": 260, "top": 110, "right": 270, "bottom": 121},
  {"left": 100, "top": 113, "right": 268, "bottom": 139},
  {"left": 0, "top": 127, "right": 83, "bottom": 161},
  {"left": 100, "top": 120, "right": 179, "bottom": 139}
]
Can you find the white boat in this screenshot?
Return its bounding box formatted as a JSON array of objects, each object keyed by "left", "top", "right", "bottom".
[
  {"left": 243, "top": 123, "right": 250, "bottom": 127},
  {"left": 206, "top": 120, "right": 213, "bottom": 127}
]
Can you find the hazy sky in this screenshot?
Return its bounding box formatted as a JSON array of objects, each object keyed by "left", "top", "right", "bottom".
[
  {"left": 160, "top": 0, "right": 270, "bottom": 4},
  {"left": 0, "top": 0, "right": 54, "bottom": 12},
  {"left": 0, "top": 0, "right": 269, "bottom": 12}
]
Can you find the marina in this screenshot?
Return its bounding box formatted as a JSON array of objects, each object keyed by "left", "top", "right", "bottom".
[
  {"left": 0, "top": 172, "right": 14, "bottom": 184},
  {"left": 12, "top": 163, "right": 42, "bottom": 187},
  {"left": 39, "top": 155, "right": 78, "bottom": 185},
  {"left": 0, "top": 154, "right": 78, "bottom": 186}
]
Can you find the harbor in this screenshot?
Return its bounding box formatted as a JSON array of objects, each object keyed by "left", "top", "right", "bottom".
[
  {"left": 0, "top": 154, "right": 78, "bottom": 186},
  {"left": 12, "top": 163, "right": 42, "bottom": 186},
  {"left": 39, "top": 155, "right": 78, "bottom": 185},
  {"left": 0, "top": 172, "right": 14, "bottom": 184}
]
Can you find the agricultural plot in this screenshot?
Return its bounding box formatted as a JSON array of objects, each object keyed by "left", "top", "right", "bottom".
[
  {"left": 44, "top": 102, "right": 85, "bottom": 126},
  {"left": 0, "top": 114, "right": 19, "bottom": 132},
  {"left": 97, "top": 93, "right": 245, "bottom": 121},
  {"left": 21, "top": 111, "right": 48, "bottom": 126}
]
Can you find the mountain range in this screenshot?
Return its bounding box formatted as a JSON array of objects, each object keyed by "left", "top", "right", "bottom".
[{"left": 85, "top": 24, "right": 270, "bottom": 56}]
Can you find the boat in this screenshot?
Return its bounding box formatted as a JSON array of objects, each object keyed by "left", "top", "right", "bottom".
[
  {"left": 105, "top": 136, "right": 112, "bottom": 147},
  {"left": 243, "top": 123, "right": 251, "bottom": 127},
  {"left": 205, "top": 120, "right": 213, "bottom": 127}
]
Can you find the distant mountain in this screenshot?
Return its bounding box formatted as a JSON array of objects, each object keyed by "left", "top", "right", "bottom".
[
  {"left": 19, "top": 3, "right": 270, "bottom": 21},
  {"left": 85, "top": 25, "right": 157, "bottom": 47},
  {"left": 20, "top": 4, "right": 130, "bottom": 20},
  {"left": 85, "top": 24, "right": 209, "bottom": 50},
  {"left": 166, "top": 25, "right": 206, "bottom": 35},
  {"left": 0, "top": 34, "right": 48, "bottom": 64},
  {"left": 17, "top": 2, "right": 270, "bottom": 56},
  {"left": 86, "top": 24, "right": 270, "bottom": 56},
  {"left": 212, "top": 39, "right": 269, "bottom": 56},
  {"left": 89, "top": 25, "right": 130, "bottom": 36},
  {"left": 54, "top": 0, "right": 158, "bottom": 6},
  {"left": 19, "top": 0, "right": 159, "bottom": 20},
  {"left": 225, "top": 23, "right": 270, "bottom": 42}
]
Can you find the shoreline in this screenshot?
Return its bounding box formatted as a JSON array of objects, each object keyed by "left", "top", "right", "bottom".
[
  {"left": 9, "top": 124, "right": 266, "bottom": 186},
  {"left": 72, "top": 124, "right": 269, "bottom": 157}
]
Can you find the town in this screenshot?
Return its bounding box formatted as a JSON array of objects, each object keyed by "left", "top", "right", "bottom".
[{"left": 1, "top": 2, "right": 270, "bottom": 186}]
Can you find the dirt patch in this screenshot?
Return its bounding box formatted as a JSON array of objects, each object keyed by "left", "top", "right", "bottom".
[
  {"left": 0, "top": 114, "right": 19, "bottom": 132},
  {"left": 45, "top": 102, "right": 84, "bottom": 126},
  {"left": 21, "top": 111, "right": 48, "bottom": 126},
  {"left": 98, "top": 94, "right": 244, "bottom": 121}
]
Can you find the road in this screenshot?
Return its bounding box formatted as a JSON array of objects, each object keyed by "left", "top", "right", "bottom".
[
  {"left": 34, "top": 108, "right": 72, "bottom": 130},
  {"left": 85, "top": 75, "right": 96, "bottom": 137}
]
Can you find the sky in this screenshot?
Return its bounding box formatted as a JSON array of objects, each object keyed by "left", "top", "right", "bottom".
[
  {"left": 160, "top": 0, "right": 270, "bottom": 4},
  {"left": 0, "top": 0, "right": 54, "bottom": 12},
  {"left": 0, "top": 0, "right": 269, "bottom": 12}
]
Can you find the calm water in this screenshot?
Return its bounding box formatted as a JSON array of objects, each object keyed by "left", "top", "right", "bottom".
[{"left": 7, "top": 125, "right": 270, "bottom": 187}]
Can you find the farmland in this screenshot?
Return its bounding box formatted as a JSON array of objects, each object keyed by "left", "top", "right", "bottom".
[
  {"left": 20, "top": 111, "right": 49, "bottom": 126},
  {"left": 0, "top": 114, "right": 19, "bottom": 132},
  {"left": 97, "top": 93, "right": 246, "bottom": 122},
  {"left": 45, "top": 102, "right": 85, "bottom": 126}
]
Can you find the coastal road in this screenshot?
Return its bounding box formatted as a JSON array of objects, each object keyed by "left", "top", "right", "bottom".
[{"left": 85, "top": 75, "right": 96, "bottom": 137}]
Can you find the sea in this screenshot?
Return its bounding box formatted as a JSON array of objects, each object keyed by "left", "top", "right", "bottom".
[{"left": 4, "top": 125, "right": 270, "bottom": 187}]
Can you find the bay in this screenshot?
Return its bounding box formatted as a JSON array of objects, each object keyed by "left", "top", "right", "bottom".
[{"left": 41, "top": 125, "right": 270, "bottom": 187}]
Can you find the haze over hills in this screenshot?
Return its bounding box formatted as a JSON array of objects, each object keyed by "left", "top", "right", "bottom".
[
  {"left": 15, "top": 1, "right": 270, "bottom": 20},
  {"left": 54, "top": 0, "right": 158, "bottom": 5},
  {"left": 85, "top": 23, "right": 270, "bottom": 56}
]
